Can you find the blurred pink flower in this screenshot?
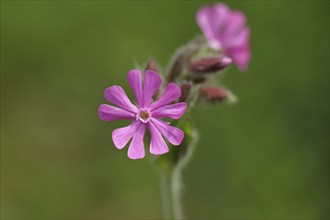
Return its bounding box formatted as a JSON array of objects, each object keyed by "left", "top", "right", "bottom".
[
  {"left": 196, "top": 3, "right": 251, "bottom": 71},
  {"left": 99, "top": 70, "right": 187, "bottom": 159}
]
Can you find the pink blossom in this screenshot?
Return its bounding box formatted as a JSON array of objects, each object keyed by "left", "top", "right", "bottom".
[
  {"left": 99, "top": 70, "right": 187, "bottom": 159},
  {"left": 196, "top": 3, "right": 251, "bottom": 71}
]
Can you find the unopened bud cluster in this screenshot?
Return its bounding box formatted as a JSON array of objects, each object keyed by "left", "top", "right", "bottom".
[{"left": 145, "top": 38, "right": 238, "bottom": 107}]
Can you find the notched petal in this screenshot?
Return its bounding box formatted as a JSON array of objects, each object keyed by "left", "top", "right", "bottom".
[
  {"left": 151, "top": 119, "right": 184, "bottom": 146},
  {"left": 148, "top": 122, "right": 169, "bottom": 155},
  {"left": 112, "top": 121, "right": 140, "bottom": 150},
  {"left": 142, "top": 70, "right": 162, "bottom": 107},
  {"left": 127, "top": 69, "right": 143, "bottom": 107},
  {"left": 150, "top": 83, "right": 181, "bottom": 111},
  {"left": 127, "top": 123, "right": 146, "bottom": 159},
  {"left": 98, "top": 104, "right": 135, "bottom": 122},
  {"left": 152, "top": 102, "right": 187, "bottom": 120},
  {"left": 104, "top": 85, "right": 138, "bottom": 113}
]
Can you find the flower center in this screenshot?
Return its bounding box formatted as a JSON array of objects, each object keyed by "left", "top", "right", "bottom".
[{"left": 137, "top": 109, "right": 151, "bottom": 123}]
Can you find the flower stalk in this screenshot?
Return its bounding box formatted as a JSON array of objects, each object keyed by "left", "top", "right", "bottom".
[
  {"left": 155, "top": 117, "right": 198, "bottom": 220},
  {"left": 159, "top": 167, "right": 182, "bottom": 220},
  {"left": 155, "top": 27, "right": 224, "bottom": 219}
]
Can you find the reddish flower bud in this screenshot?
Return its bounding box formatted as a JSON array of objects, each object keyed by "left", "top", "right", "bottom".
[
  {"left": 189, "top": 56, "right": 232, "bottom": 74},
  {"left": 145, "top": 59, "right": 159, "bottom": 73},
  {"left": 179, "top": 82, "right": 192, "bottom": 102},
  {"left": 199, "top": 86, "right": 230, "bottom": 103},
  {"left": 168, "top": 56, "right": 185, "bottom": 83},
  {"left": 167, "top": 36, "right": 205, "bottom": 82}
]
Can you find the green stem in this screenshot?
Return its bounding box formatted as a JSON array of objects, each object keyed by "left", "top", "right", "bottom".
[
  {"left": 158, "top": 36, "right": 203, "bottom": 220},
  {"left": 160, "top": 168, "right": 183, "bottom": 220},
  {"left": 172, "top": 168, "right": 183, "bottom": 219}
]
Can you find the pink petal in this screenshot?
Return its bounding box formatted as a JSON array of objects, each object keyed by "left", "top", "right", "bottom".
[
  {"left": 98, "top": 104, "right": 135, "bottom": 122},
  {"left": 224, "top": 11, "right": 246, "bottom": 37},
  {"left": 142, "top": 70, "right": 162, "bottom": 107},
  {"left": 112, "top": 121, "right": 140, "bottom": 149},
  {"left": 196, "top": 6, "right": 218, "bottom": 46},
  {"left": 212, "top": 3, "right": 230, "bottom": 32},
  {"left": 149, "top": 83, "right": 181, "bottom": 111},
  {"left": 227, "top": 46, "right": 251, "bottom": 71},
  {"left": 224, "top": 27, "right": 250, "bottom": 49},
  {"left": 127, "top": 123, "right": 146, "bottom": 159},
  {"left": 152, "top": 102, "right": 187, "bottom": 120},
  {"left": 196, "top": 3, "right": 230, "bottom": 50},
  {"left": 104, "top": 86, "right": 138, "bottom": 113},
  {"left": 127, "top": 69, "right": 143, "bottom": 107},
  {"left": 151, "top": 119, "right": 184, "bottom": 146},
  {"left": 148, "top": 121, "right": 169, "bottom": 155}
]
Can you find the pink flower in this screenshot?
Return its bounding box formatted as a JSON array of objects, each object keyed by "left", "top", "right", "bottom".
[
  {"left": 196, "top": 3, "right": 251, "bottom": 71},
  {"left": 98, "top": 70, "right": 187, "bottom": 160}
]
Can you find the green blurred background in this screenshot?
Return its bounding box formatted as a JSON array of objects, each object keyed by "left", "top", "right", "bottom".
[{"left": 1, "top": 0, "right": 329, "bottom": 219}]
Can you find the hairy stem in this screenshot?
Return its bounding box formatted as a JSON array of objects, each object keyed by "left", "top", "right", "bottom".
[
  {"left": 159, "top": 127, "right": 199, "bottom": 220},
  {"left": 166, "top": 36, "right": 205, "bottom": 83},
  {"left": 158, "top": 36, "right": 203, "bottom": 220},
  {"left": 160, "top": 168, "right": 183, "bottom": 220}
]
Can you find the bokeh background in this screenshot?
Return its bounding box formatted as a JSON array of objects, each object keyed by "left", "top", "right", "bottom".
[{"left": 1, "top": 0, "right": 329, "bottom": 219}]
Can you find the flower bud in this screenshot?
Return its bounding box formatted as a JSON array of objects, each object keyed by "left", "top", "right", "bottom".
[
  {"left": 168, "top": 56, "right": 185, "bottom": 83},
  {"left": 179, "top": 82, "right": 192, "bottom": 102},
  {"left": 167, "top": 37, "right": 205, "bottom": 82},
  {"left": 189, "top": 56, "right": 232, "bottom": 75},
  {"left": 199, "top": 86, "right": 234, "bottom": 103},
  {"left": 145, "top": 59, "right": 159, "bottom": 72}
]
